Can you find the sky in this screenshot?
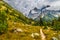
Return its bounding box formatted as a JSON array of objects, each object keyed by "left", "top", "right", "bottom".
[{"left": 3, "top": 0, "right": 60, "bottom": 16}]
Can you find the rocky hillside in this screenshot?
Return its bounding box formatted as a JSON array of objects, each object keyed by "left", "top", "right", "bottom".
[{"left": 0, "top": 1, "right": 60, "bottom": 40}]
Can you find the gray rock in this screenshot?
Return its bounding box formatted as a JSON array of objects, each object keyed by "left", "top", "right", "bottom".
[{"left": 52, "top": 37, "right": 58, "bottom": 40}]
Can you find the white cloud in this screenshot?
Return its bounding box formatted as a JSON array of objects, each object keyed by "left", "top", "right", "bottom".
[{"left": 45, "top": 0, "right": 60, "bottom": 10}]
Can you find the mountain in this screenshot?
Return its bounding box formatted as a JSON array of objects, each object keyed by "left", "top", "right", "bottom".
[
  {"left": 28, "top": 7, "right": 60, "bottom": 22},
  {"left": 2, "top": 0, "right": 60, "bottom": 23}
]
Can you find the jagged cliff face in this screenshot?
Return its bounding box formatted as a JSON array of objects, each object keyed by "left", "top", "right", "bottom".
[
  {"left": 28, "top": 8, "right": 60, "bottom": 21},
  {"left": 3, "top": 0, "right": 60, "bottom": 21}
]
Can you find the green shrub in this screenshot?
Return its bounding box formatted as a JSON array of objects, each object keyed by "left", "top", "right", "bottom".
[
  {"left": 51, "top": 17, "right": 60, "bottom": 31},
  {"left": 51, "top": 22, "right": 60, "bottom": 31},
  {"left": 0, "top": 10, "right": 8, "bottom": 34}
]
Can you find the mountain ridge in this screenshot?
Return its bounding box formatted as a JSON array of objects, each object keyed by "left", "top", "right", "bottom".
[{"left": 28, "top": 7, "right": 60, "bottom": 21}]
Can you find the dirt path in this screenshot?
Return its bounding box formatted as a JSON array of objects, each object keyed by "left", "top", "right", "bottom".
[{"left": 40, "top": 29, "right": 46, "bottom": 40}]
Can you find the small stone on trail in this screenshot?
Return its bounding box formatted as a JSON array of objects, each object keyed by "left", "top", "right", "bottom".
[
  {"left": 11, "top": 28, "right": 23, "bottom": 33},
  {"left": 31, "top": 33, "right": 39, "bottom": 38}
]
